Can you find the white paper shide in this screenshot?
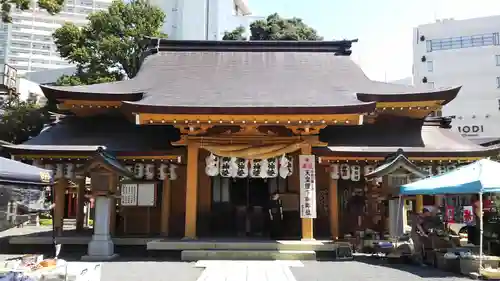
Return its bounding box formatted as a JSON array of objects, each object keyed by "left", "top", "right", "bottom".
[{"left": 299, "top": 155, "right": 317, "bottom": 219}]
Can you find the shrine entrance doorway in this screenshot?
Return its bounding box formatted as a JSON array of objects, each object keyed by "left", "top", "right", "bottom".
[{"left": 210, "top": 176, "right": 270, "bottom": 238}]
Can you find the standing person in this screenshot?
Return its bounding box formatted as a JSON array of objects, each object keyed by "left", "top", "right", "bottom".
[
  {"left": 410, "top": 208, "right": 431, "bottom": 266},
  {"left": 470, "top": 195, "right": 483, "bottom": 245},
  {"left": 268, "top": 193, "right": 283, "bottom": 239}
]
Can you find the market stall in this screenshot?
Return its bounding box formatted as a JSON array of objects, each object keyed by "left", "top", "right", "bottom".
[{"left": 400, "top": 158, "right": 500, "bottom": 278}]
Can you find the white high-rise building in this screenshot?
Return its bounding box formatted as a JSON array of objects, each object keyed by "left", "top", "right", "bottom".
[
  {"left": 0, "top": 0, "right": 111, "bottom": 74},
  {"left": 149, "top": 0, "right": 262, "bottom": 40},
  {"left": 413, "top": 16, "right": 500, "bottom": 144}
]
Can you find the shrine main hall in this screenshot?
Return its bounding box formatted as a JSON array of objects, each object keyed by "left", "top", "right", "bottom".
[{"left": 4, "top": 39, "right": 499, "bottom": 259}]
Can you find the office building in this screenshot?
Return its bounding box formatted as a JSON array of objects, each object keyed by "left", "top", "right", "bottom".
[
  {"left": 149, "top": 0, "right": 261, "bottom": 40},
  {"left": 0, "top": 0, "right": 111, "bottom": 74},
  {"left": 413, "top": 15, "right": 500, "bottom": 144}
]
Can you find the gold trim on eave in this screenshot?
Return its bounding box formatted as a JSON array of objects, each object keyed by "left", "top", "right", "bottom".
[
  {"left": 136, "top": 113, "right": 365, "bottom": 126},
  {"left": 14, "top": 155, "right": 180, "bottom": 161}
]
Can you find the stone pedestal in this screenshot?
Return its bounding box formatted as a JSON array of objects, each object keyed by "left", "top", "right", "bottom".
[
  {"left": 388, "top": 199, "right": 405, "bottom": 238},
  {"left": 82, "top": 196, "right": 118, "bottom": 261}
]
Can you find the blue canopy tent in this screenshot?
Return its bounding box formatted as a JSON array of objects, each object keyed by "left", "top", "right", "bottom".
[
  {"left": 400, "top": 159, "right": 500, "bottom": 195},
  {"left": 400, "top": 158, "right": 500, "bottom": 272},
  {"left": 0, "top": 157, "right": 54, "bottom": 186}
]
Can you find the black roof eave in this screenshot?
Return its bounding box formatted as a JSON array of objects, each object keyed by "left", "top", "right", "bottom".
[
  {"left": 365, "top": 154, "right": 428, "bottom": 179},
  {"left": 312, "top": 146, "right": 500, "bottom": 158},
  {"left": 40, "top": 84, "right": 144, "bottom": 102},
  {"left": 356, "top": 87, "right": 461, "bottom": 105},
  {"left": 121, "top": 101, "right": 377, "bottom": 115}
]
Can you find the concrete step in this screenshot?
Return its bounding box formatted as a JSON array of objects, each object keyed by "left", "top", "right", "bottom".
[
  {"left": 147, "top": 240, "right": 342, "bottom": 251},
  {"left": 181, "top": 250, "right": 316, "bottom": 261}
]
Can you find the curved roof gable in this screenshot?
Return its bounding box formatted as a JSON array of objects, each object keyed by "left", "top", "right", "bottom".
[{"left": 41, "top": 39, "right": 461, "bottom": 114}]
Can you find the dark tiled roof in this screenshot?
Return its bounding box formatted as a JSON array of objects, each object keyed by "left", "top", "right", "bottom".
[
  {"left": 316, "top": 117, "right": 500, "bottom": 157},
  {"left": 2, "top": 115, "right": 179, "bottom": 153},
  {"left": 365, "top": 152, "right": 429, "bottom": 178},
  {"left": 41, "top": 40, "right": 461, "bottom": 114}
]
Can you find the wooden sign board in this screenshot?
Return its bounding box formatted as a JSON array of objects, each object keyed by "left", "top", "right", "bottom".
[
  {"left": 90, "top": 172, "right": 111, "bottom": 193},
  {"left": 120, "top": 182, "right": 157, "bottom": 207}
]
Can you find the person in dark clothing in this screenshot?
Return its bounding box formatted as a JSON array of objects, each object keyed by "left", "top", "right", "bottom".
[
  {"left": 268, "top": 193, "right": 283, "bottom": 239},
  {"left": 411, "top": 208, "right": 431, "bottom": 265}
]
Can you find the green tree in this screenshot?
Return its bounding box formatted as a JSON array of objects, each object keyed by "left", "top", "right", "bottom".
[
  {"left": 53, "top": 0, "right": 166, "bottom": 86},
  {"left": 1, "top": 0, "right": 63, "bottom": 23},
  {"left": 0, "top": 95, "right": 49, "bottom": 144},
  {"left": 223, "top": 13, "right": 322, "bottom": 41},
  {"left": 222, "top": 26, "right": 246, "bottom": 40}
]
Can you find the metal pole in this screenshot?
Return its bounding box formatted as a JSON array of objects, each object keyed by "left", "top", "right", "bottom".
[
  {"left": 479, "top": 192, "right": 484, "bottom": 271},
  {"left": 51, "top": 185, "right": 57, "bottom": 258}
]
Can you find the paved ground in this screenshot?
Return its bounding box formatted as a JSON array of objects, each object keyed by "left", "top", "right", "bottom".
[{"left": 1, "top": 227, "right": 471, "bottom": 281}]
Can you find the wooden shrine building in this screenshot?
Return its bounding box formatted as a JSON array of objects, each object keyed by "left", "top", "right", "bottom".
[{"left": 3, "top": 39, "right": 500, "bottom": 250}]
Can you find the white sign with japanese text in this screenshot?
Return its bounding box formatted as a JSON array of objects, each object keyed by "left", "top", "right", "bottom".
[{"left": 299, "top": 155, "right": 317, "bottom": 219}]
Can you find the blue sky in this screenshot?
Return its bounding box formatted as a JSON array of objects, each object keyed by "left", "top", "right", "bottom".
[{"left": 250, "top": 0, "right": 500, "bottom": 82}]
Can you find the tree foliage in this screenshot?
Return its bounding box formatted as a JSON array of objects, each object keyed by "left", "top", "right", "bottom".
[
  {"left": 223, "top": 13, "right": 322, "bottom": 41},
  {"left": 0, "top": 95, "right": 49, "bottom": 144},
  {"left": 53, "top": 0, "right": 166, "bottom": 86},
  {"left": 1, "top": 0, "right": 63, "bottom": 23},
  {"left": 222, "top": 26, "right": 246, "bottom": 41}
]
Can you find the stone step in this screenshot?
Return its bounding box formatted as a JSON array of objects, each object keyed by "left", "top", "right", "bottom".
[
  {"left": 181, "top": 250, "right": 316, "bottom": 261},
  {"left": 147, "top": 240, "right": 342, "bottom": 251}
]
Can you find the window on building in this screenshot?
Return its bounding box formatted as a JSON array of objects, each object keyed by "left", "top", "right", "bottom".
[
  {"left": 427, "top": 81, "right": 435, "bottom": 89},
  {"left": 498, "top": 99, "right": 500, "bottom": 110},
  {"left": 496, "top": 55, "right": 500, "bottom": 66},
  {"left": 427, "top": 61, "right": 433, "bottom": 72},
  {"left": 427, "top": 32, "right": 499, "bottom": 52},
  {"left": 496, "top": 77, "right": 500, "bottom": 88}
]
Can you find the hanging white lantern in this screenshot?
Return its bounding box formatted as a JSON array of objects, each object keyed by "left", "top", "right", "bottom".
[
  {"left": 64, "top": 163, "right": 75, "bottom": 179},
  {"left": 436, "top": 166, "right": 447, "bottom": 175},
  {"left": 259, "top": 159, "right": 269, "bottom": 178},
  {"left": 340, "top": 163, "right": 350, "bottom": 180},
  {"left": 169, "top": 164, "right": 178, "bottom": 180},
  {"left": 54, "top": 164, "right": 64, "bottom": 179},
  {"left": 125, "top": 165, "right": 134, "bottom": 174},
  {"left": 279, "top": 154, "right": 290, "bottom": 179},
  {"left": 447, "top": 164, "right": 457, "bottom": 172},
  {"left": 229, "top": 157, "right": 239, "bottom": 178},
  {"left": 350, "top": 165, "right": 361, "bottom": 181},
  {"left": 204, "top": 153, "right": 219, "bottom": 177},
  {"left": 32, "top": 160, "right": 43, "bottom": 168},
  {"left": 363, "top": 165, "right": 374, "bottom": 176},
  {"left": 144, "top": 164, "right": 155, "bottom": 180},
  {"left": 250, "top": 159, "right": 262, "bottom": 178},
  {"left": 219, "top": 157, "right": 232, "bottom": 178},
  {"left": 44, "top": 164, "right": 54, "bottom": 176},
  {"left": 157, "top": 163, "right": 168, "bottom": 180},
  {"left": 234, "top": 158, "right": 249, "bottom": 178},
  {"left": 266, "top": 157, "right": 278, "bottom": 178},
  {"left": 134, "top": 163, "right": 145, "bottom": 179},
  {"left": 421, "top": 165, "right": 433, "bottom": 176},
  {"left": 330, "top": 163, "right": 340, "bottom": 180}
]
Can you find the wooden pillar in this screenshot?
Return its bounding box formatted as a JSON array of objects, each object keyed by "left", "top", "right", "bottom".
[
  {"left": 416, "top": 195, "right": 424, "bottom": 213},
  {"left": 301, "top": 144, "right": 314, "bottom": 240},
  {"left": 76, "top": 177, "right": 86, "bottom": 231},
  {"left": 184, "top": 141, "right": 199, "bottom": 239},
  {"left": 109, "top": 176, "right": 117, "bottom": 236},
  {"left": 160, "top": 178, "right": 171, "bottom": 236},
  {"left": 54, "top": 179, "right": 67, "bottom": 235},
  {"left": 329, "top": 177, "right": 339, "bottom": 239}
]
